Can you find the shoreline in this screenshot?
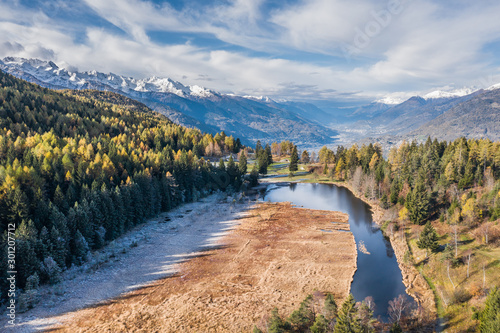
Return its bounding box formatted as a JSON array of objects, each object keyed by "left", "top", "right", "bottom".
[
  {"left": 333, "top": 182, "right": 437, "bottom": 317},
  {"left": 260, "top": 177, "right": 437, "bottom": 318}
]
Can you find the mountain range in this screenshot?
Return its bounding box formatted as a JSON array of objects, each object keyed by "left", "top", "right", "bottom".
[
  {"left": 1, "top": 56, "right": 499, "bottom": 147},
  {"left": 0, "top": 57, "right": 337, "bottom": 146}
]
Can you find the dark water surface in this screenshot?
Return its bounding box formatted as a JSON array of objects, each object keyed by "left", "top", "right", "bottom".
[{"left": 263, "top": 182, "right": 412, "bottom": 320}]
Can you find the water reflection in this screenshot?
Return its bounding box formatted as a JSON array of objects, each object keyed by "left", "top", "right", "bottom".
[{"left": 264, "top": 183, "right": 412, "bottom": 320}]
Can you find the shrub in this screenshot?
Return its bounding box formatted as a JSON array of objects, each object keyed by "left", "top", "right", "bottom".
[
  {"left": 40, "top": 256, "right": 62, "bottom": 285},
  {"left": 451, "top": 288, "right": 471, "bottom": 305}
]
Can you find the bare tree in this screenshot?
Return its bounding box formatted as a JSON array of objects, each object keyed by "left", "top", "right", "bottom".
[
  {"left": 350, "top": 166, "right": 363, "bottom": 194},
  {"left": 481, "top": 222, "right": 491, "bottom": 244},
  {"left": 363, "top": 296, "right": 376, "bottom": 313},
  {"left": 437, "top": 286, "right": 449, "bottom": 308},
  {"left": 365, "top": 174, "right": 377, "bottom": 200},
  {"left": 388, "top": 294, "right": 410, "bottom": 324}
]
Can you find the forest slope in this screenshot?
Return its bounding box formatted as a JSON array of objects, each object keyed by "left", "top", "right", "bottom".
[{"left": 0, "top": 69, "right": 246, "bottom": 299}]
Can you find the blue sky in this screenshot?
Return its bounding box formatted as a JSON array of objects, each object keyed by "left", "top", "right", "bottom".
[{"left": 2, "top": 0, "right": 500, "bottom": 102}]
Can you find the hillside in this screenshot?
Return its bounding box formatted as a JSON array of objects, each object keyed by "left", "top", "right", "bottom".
[
  {"left": 411, "top": 88, "right": 500, "bottom": 141},
  {"left": 0, "top": 69, "right": 246, "bottom": 297},
  {"left": 361, "top": 94, "right": 478, "bottom": 136},
  {"left": 0, "top": 57, "right": 337, "bottom": 146}
]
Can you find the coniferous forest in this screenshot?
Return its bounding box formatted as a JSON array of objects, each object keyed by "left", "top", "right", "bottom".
[{"left": 0, "top": 70, "right": 246, "bottom": 295}]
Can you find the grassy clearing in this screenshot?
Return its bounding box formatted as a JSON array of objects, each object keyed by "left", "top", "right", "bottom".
[{"left": 406, "top": 222, "right": 500, "bottom": 332}]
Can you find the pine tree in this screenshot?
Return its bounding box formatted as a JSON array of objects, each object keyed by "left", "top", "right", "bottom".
[
  {"left": 219, "top": 157, "right": 226, "bottom": 171},
  {"left": 289, "top": 145, "right": 298, "bottom": 172},
  {"left": 238, "top": 153, "right": 247, "bottom": 175},
  {"left": 325, "top": 292, "right": 338, "bottom": 321},
  {"left": 311, "top": 314, "right": 329, "bottom": 333},
  {"left": 265, "top": 143, "right": 273, "bottom": 165},
  {"left": 417, "top": 222, "right": 439, "bottom": 257},
  {"left": 226, "top": 155, "right": 237, "bottom": 186},
  {"left": 255, "top": 140, "right": 263, "bottom": 157},
  {"left": 268, "top": 307, "right": 289, "bottom": 333},
  {"left": 405, "top": 182, "right": 430, "bottom": 225},
  {"left": 479, "top": 287, "right": 500, "bottom": 333},
  {"left": 288, "top": 294, "right": 315, "bottom": 331},
  {"left": 257, "top": 150, "right": 268, "bottom": 174},
  {"left": 249, "top": 165, "right": 259, "bottom": 186},
  {"left": 73, "top": 230, "right": 89, "bottom": 265},
  {"left": 334, "top": 294, "right": 360, "bottom": 333},
  {"left": 9, "top": 187, "right": 29, "bottom": 224}
]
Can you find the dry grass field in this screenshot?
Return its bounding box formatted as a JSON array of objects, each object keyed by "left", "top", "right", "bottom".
[{"left": 52, "top": 202, "right": 356, "bottom": 332}]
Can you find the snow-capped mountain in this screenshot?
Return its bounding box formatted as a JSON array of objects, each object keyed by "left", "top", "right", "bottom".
[
  {"left": 486, "top": 82, "right": 500, "bottom": 91},
  {"left": 422, "top": 87, "right": 478, "bottom": 100},
  {"left": 0, "top": 57, "right": 338, "bottom": 146},
  {"left": 0, "top": 57, "right": 215, "bottom": 98}
]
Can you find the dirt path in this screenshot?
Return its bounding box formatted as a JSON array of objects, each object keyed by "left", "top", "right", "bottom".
[
  {"left": 45, "top": 202, "right": 357, "bottom": 332},
  {"left": 3, "top": 193, "right": 251, "bottom": 332}
]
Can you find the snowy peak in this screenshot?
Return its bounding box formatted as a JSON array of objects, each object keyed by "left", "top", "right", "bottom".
[
  {"left": 242, "top": 95, "right": 275, "bottom": 103},
  {"left": 375, "top": 96, "right": 406, "bottom": 105},
  {"left": 423, "top": 87, "right": 477, "bottom": 100},
  {"left": 375, "top": 87, "right": 479, "bottom": 107},
  {"left": 486, "top": 82, "right": 500, "bottom": 91},
  {"left": 0, "top": 57, "right": 215, "bottom": 98}
]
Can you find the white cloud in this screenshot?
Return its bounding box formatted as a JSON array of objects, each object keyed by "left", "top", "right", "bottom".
[{"left": 1, "top": 0, "right": 500, "bottom": 101}]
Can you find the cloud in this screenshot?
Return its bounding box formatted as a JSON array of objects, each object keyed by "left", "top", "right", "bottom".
[
  {"left": 1, "top": 41, "right": 24, "bottom": 54},
  {"left": 1, "top": 0, "right": 500, "bottom": 102}
]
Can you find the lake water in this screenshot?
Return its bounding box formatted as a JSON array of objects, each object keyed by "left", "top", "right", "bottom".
[{"left": 263, "top": 182, "right": 412, "bottom": 320}]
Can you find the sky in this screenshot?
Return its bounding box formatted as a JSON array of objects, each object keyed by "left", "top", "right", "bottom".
[{"left": 1, "top": 0, "right": 500, "bottom": 103}]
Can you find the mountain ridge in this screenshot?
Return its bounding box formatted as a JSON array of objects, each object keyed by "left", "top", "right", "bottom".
[{"left": 0, "top": 57, "right": 338, "bottom": 146}]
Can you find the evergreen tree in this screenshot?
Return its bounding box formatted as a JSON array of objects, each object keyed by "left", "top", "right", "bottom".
[
  {"left": 219, "top": 157, "right": 226, "bottom": 171},
  {"left": 14, "top": 220, "right": 39, "bottom": 288},
  {"left": 265, "top": 143, "right": 273, "bottom": 165},
  {"left": 255, "top": 140, "right": 263, "bottom": 157},
  {"left": 479, "top": 287, "right": 500, "bottom": 333},
  {"left": 289, "top": 145, "right": 299, "bottom": 172},
  {"left": 405, "top": 182, "right": 430, "bottom": 225},
  {"left": 9, "top": 187, "right": 29, "bottom": 224},
  {"left": 417, "top": 222, "right": 439, "bottom": 257},
  {"left": 268, "top": 307, "right": 289, "bottom": 333},
  {"left": 226, "top": 155, "right": 238, "bottom": 186},
  {"left": 311, "top": 314, "right": 329, "bottom": 333},
  {"left": 249, "top": 165, "right": 259, "bottom": 186},
  {"left": 238, "top": 153, "right": 247, "bottom": 175},
  {"left": 334, "top": 294, "right": 360, "bottom": 333},
  {"left": 325, "top": 292, "right": 338, "bottom": 321},
  {"left": 288, "top": 294, "right": 315, "bottom": 331},
  {"left": 73, "top": 230, "right": 89, "bottom": 265},
  {"left": 257, "top": 150, "right": 268, "bottom": 174}
]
